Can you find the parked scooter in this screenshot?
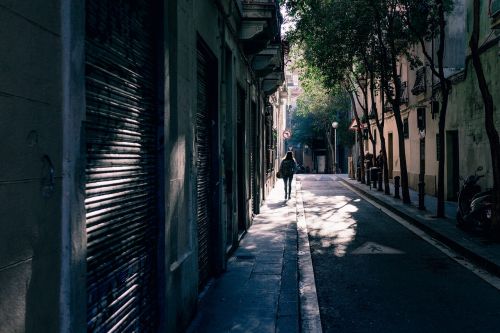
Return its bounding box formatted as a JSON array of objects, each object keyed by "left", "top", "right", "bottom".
[{"left": 456, "top": 166, "right": 493, "bottom": 232}]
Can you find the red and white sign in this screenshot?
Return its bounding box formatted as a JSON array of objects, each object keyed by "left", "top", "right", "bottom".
[
  {"left": 282, "top": 130, "right": 292, "bottom": 139},
  {"left": 348, "top": 118, "right": 367, "bottom": 131}
]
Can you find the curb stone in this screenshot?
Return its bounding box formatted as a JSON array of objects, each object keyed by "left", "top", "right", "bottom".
[{"left": 295, "top": 181, "right": 323, "bottom": 333}]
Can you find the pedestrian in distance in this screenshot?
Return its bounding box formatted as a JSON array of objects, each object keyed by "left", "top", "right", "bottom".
[{"left": 279, "top": 151, "right": 297, "bottom": 200}]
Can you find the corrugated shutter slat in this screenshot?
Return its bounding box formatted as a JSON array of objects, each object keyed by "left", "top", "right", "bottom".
[{"left": 85, "top": 1, "right": 157, "bottom": 332}]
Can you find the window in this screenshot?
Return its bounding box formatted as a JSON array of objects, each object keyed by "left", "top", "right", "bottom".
[
  {"left": 403, "top": 118, "right": 409, "bottom": 139},
  {"left": 492, "top": 0, "right": 500, "bottom": 17},
  {"left": 431, "top": 101, "right": 439, "bottom": 119},
  {"left": 373, "top": 129, "right": 377, "bottom": 143},
  {"left": 417, "top": 107, "right": 426, "bottom": 130},
  {"left": 400, "top": 81, "right": 409, "bottom": 104},
  {"left": 364, "top": 129, "right": 369, "bottom": 151},
  {"left": 492, "top": 0, "right": 500, "bottom": 29}
]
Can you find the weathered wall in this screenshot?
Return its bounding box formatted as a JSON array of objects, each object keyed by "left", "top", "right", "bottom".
[
  {"left": 446, "top": 48, "right": 500, "bottom": 194},
  {"left": 163, "top": 0, "right": 199, "bottom": 331},
  {"left": 164, "top": 1, "right": 262, "bottom": 331},
  {"left": 364, "top": 0, "right": 499, "bottom": 199},
  {"left": 0, "top": 1, "right": 63, "bottom": 331},
  {"left": 0, "top": 1, "right": 282, "bottom": 332}
]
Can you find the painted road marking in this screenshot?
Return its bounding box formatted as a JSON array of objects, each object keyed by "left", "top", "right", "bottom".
[
  {"left": 338, "top": 180, "right": 500, "bottom": 291},
  {"left": 351, "top": 242, "right": 405, "bottom": 255}
]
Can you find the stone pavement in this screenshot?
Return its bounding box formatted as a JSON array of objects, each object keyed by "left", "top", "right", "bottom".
[
  {"left": 185, "top": 173, "right": 500, "bottom": 332},
  {"left": 336, "top": 174, "right": 500, "bottom": 277},
  {"left": 186, "top": 182, "right": 305, "bottom": 333}
]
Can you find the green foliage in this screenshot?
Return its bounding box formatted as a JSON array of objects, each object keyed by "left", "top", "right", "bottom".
[
  {"left": 283, "top": 0, "right": 448, "bottom": 103},
  {"left": 289, "top": 65, "right": 354, "bottom": 148}
]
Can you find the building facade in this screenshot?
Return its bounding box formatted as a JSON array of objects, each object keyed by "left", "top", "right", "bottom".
[
  {"left": 0, "top": 0, "right": 285, "bottom": 332},
  {"left": 353, "top": 0, "right": 499, "bottom": 200}
]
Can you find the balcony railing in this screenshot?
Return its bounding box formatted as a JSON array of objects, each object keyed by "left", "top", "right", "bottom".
[{"left": 411, "top": 67, "right": 426, "bottom": 95}]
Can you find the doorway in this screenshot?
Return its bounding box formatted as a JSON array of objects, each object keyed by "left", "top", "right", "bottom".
[
  {"left": 236, "top": 86, "right": 247, "bottom": 234},
  {"left": 196, "top": 38, "right": 219, "bottom": 289},
  {"left": 250, "top": 101, "right": 259, "bottom": 214}
]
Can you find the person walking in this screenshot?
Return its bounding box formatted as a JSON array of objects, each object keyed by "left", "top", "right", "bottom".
[{"left": 279, "top": 151, "right": 296, "bottom": 200}]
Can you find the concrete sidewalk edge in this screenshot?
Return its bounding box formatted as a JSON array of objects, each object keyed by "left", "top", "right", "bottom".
[
  {"left": 337, "top": 177, "right": 500, "bottom": 278},
  {"left": 295, "top": 181, "right": 323, "bottom": 333}
]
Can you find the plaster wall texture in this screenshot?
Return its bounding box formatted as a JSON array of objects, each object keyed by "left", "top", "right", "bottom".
[
  {"left": 163, "top": 1, "right": 199, "bottom": 332},
  {"left": 444, "top": 0, "right": 467, "bottom": 68},
  {"left": 0, "top": 2, "right": 63, "bottom": 332},
  {"left": 362, "top": 0, "right": 500, "bottom": 198},
  {"left": 0, "top": 1, "right": 281, "bottom": 332},
  {"left": 165, "top": 0, "right": 267, "bottom": 331},
  {"left": 445, "top": 46, "right": 500, "bottom": 193},
  {"left": 368, "top": 50, "right": 498, "bottom": 198}
]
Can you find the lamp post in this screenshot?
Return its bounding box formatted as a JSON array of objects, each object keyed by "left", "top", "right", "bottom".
[{"left": 332, "top": 121, "right": 339, "bottom": 174}]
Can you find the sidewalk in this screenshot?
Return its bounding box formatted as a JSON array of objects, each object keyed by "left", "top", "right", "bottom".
[
  {"left": 336, "top": 174, "right": 500, "bottom": 277},
  {"left": 186, "top": 183, "right": 301, "bottom": 333}
]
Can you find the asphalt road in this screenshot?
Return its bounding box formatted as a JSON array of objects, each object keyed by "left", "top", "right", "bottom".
[{"left": 296, "top": 174, "right": 500, "bottom": 333}]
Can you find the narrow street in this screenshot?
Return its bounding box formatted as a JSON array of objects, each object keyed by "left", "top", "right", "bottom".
[
  {"left": 2, "top": 1, "right": 499, "bottom": 331},
  {"left": 297, "top": 174, "right": 500, "bottom": 333}
]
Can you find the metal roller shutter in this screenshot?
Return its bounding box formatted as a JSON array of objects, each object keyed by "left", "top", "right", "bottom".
[
  {"left": 85, "top": 1, "right": 158, "bottom": 331},
  {"left": 196, "top": 45, "right": 213, "bottom": 289},
  {"left": 236, "top": 87, "right": 247, "bottom": 232},
  {"left": 250, "top": 103, "right": 258, "bottom": 214}
]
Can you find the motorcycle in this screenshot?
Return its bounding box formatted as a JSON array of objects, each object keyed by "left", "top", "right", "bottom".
[{"left": 456, "top": 166, "right": 493, "bottom": 232}]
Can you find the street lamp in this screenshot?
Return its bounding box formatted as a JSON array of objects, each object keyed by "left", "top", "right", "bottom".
[{"left": 332, "top": 121, "right": 339, "bottom": 174}]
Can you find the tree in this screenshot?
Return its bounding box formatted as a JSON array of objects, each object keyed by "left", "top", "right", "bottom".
[
  {"left": 401, "top": 0, "right": 454, "bottom": 216},
  {"left": 290, "top": 67, "right": 354, "bottom": 171},
  {"left": 369, "top": 0, "right": 416, "bottom": 204},
  {"left": 350, "top": 67, "right": 377, "bottom": 166},
  {"left": 285, "top": 0, "right": 415, "bottom": 203},
  {"left": 469, "top": 0, "right": 500, "bottom": 236},
  {"left": 344, "top": 82, "right": 367, "bottom": 183}
]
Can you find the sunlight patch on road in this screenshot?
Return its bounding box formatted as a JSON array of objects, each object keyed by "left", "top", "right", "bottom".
[
  {"left": 338, "top": 181, "right": 500, "bottom": 290},
  {"left": 306, "top": 207, "right": 358, "bottom": 258},
  {"left": 301, "top": 191, "right": 360, "bottom": 257}
]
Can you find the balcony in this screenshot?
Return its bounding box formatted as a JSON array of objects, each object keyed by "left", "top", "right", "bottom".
[
  {"left": 411, "top": 67, "right": 426, "bottom": 96},
  {"left": 239, "top": 0, "right": 282, "bottom": 55},
  {"left": 262, "top": 70, "right": 284, "bottom": 95},
  {"left": 251, "top": 42, "right": 282, "bottom": 77}
]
